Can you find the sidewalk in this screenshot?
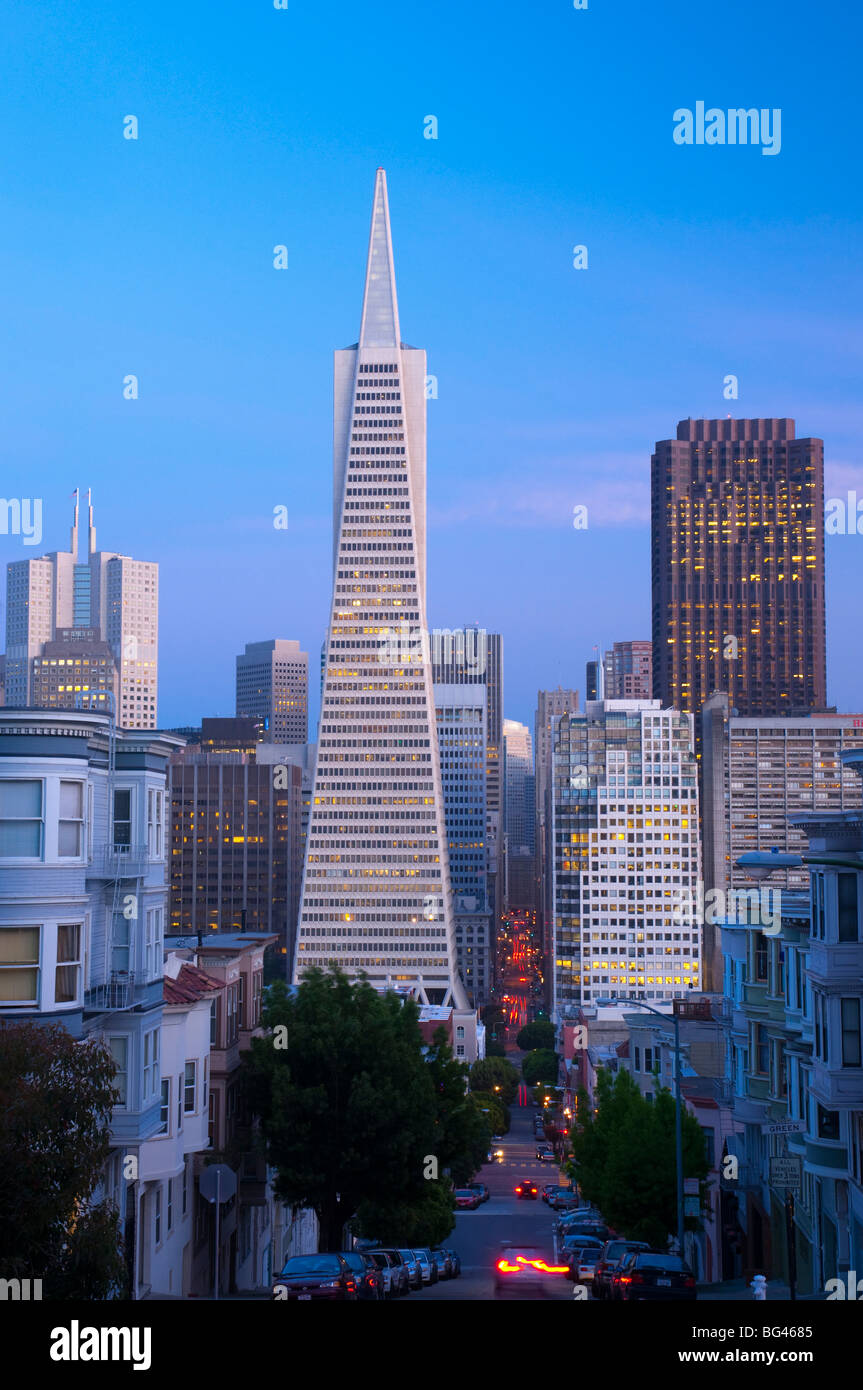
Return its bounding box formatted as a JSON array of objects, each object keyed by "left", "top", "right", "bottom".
[{"left": 698, "top": 1278, "right": 825, "bottom": 1301}]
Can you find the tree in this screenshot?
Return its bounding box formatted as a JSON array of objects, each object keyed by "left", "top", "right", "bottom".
[
  {"left": 355, "top": 1178, "right": 454, "bottom": 1248},
  {"left": 569, "top": 1068, "right": 709, "bottom": 1248},
  {"left": 522, "top": 1049, "right": 559, "bottom": 1087},
  {"left": 469, "top": 1056, "right": 519, "bottom": 1107},
  {"left": 469, "top": 1091, "right": 509, "bottom": 1138},
  {"left": 485, "top": 1041, "right": 507, "bottom": 1058},
  {"left": 516, "top": 1021, "right": 555, "bottom": 1052},
  {"left": 244, "top": 968, "right": 445, "bottom": 1250},
  {"left": 0, "top": 1021, "right": 127, "bottom": 1298},
  {"left": 424, "top": 1027, "right": 489, "bottom": 1185}
]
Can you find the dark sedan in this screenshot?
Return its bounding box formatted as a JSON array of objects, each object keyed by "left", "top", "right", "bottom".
[
  {"left": 455, "top": 1188, "right": 482, "bottom": 1209},
  {"left": 272, "top": 1253, "right": 358, "bottom": 1300},
  {"left": 515, "top": 1178, "right": 538, "bottom": 1199},
  {"left": 593, "top": 1240, "right": 652, "bottom": 1301},
  {"left": 616, "top": 1252, "right": 697, "bottom": 1301},
  {"left": 369, "top": 1247, "right": 411, "bottom": 1295},
  {"left": 339, "top": 1250, "right": 384, "bottom": 1300}
]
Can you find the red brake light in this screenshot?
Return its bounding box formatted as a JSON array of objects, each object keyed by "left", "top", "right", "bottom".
[
  {"left": 685, "top": 1276, "right": 696, "bottom": 1288},
  {"left": 631, "top": 1273, "right": 644, "bottom": 1285}
]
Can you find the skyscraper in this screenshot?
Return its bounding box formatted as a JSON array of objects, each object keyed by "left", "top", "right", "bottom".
[
  {"left": 4, "top": 490, "right": 158, "bottom": 729},
  {"left": 503, "top": 718, "right": 536, "bottom": 911},
  {"left": 236, "top": 639, "right": 309, "bottom": 743},
  {"left": 293, "top": 170, "right": 466, "bottom": 1008},
  {"left": 535, "top": 687, "right": 580, "bottom": 957},
  {"left": 604, "top": 640, "right": 652, "bottom": 700},
  {"left": 652, "top": 418, "right": 827, "bottom": 721},
  {"left": 551, "top": 700, "right": 702, "bottom": 1014}
]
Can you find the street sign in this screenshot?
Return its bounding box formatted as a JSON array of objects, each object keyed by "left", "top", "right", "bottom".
[
  {"left": 769, "top": 1155, "right": 802, "bottom": 1190},
  {"left": 199, "top": 1164, "right": 237, "bottom": 1204},
  {"left": 684, "top": 1196, "right": 700, "bottom": 1217},
  {"left": 762, "top": 1120, "right": 806, "bottom": 1136},
  {"left": 684, "top": 1177, "right": 700, "bottom": 1196}
]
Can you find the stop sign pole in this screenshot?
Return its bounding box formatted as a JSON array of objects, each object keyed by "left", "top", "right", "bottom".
[{"left": 199, "top": 1164, "right": 238, "bottom": 1300}]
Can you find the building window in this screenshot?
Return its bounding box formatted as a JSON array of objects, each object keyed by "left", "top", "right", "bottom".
[
  {"left": 108, "top": 1036, "right": 128, "bottom": 1106},
  {"left": 0, "top": 926, "right": 40, "bottom": 1004},
  {"left": 184, "top": 1060, "right": 196, "bottom": 1112},
  {"left": 154, "top": 1186, "right": 162, "bottom": 1246},
  {"left": 701, "top": 1127, "right": 715, "bottom": 1168},
  {"left": 817, "top": 1104, "right": 840, "bottom": 1142},
  {"left": 167, "top": 1176, "right": 173, "bottom": 1232},
  {"left": 55, "top": 923, "right": 81, "bottom": 1004},
  {"left": 58, "top": 781, "right": 84, "bottom": 857},
  {"left": 210, "top": 998, "right": 218, "bottom": 1046},
  {"left": 159, "top": 1078, "right": 170, "bottom": 1135},
  {"left": 0, "top": 780, "right": 43, "bottom": 857},
  {"left": 111, "top": 914, "right": 131, "bottom": 976},
  {"left": 145, "top": 909, "right": 162, "bottom": 980},
  {"left": 203, "top": 1056, "right": 208, "bottom": 1110},
  {"left": 754, "top": 935, "right": 768, "bottom": 983},
  {"left": 182, "top": 1161, "right": 188, "bottom": 1215},
  {"left": 840, "top": 998, "right": 862, "bottom": 1068},
  {"left": 252, "top": 971, "right": 263, "bottom": 1026},
  {"left": 177, "top": 1074, "right": 183, "bottom": 1129},
  {"left": 237, "top": 973, "right": 245, "bottom": 1031},
  {"left": 754, "top": 1024, "right": 769, "bottom": 1075},
  {"left": 838, "top": 874, "right": 859, "bottom": 943},
  {"left": 147, "top": 789, "right": 163, "bottom": 858},
  {"left": 634, "top": 1046, "right": 641, "bottom": 1071},
  {"left": 112, "top": 789, "right": 132, "bottom": 849},
  {"left": 143, "top": 1029, "right": 159, "bottom": 1100}
]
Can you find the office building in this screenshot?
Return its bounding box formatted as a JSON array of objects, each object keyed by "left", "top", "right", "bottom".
[
  {"left": 4, "top": 490, "right": 158, "bottom": 728},
  {"left": 293, "top": 169, "right": 466, "bottom": 1007},
  {"left": 503, "top": 717, "right": 537, "bottom": 911},
  {"left": 585, "top": 658, "right": 601, "bottom": 702},
  {"left": 435, "top": 683, "right": 491, "bottom": 1006},
  {"left": 700, "top": 693, "right": 863, "bottom": 989},
  {"left": 551, "top": 700, "right": 702, "bottom": 1015},
  {"left": 604, "top": 640, "right": 652, "bottom": 700},
  {"left": 652, "top": 418, "right": 827, "bottom": 722},
  {"left": 536, "top": 688, "right": 580, "bottom": 961},
  {"left": 236, "top": 639, "right": 308, "bottom": 744}
]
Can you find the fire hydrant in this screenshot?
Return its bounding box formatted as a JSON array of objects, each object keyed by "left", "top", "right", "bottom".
[{"left": 751, "top": 1274, "right": 768, "bottom": 1300}]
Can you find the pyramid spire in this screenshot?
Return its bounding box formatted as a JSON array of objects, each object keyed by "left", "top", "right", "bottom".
[{"left": 359, "top": 168, "right": 401, "bottom": 349}]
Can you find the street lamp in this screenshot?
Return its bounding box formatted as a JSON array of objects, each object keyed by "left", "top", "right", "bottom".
[{"left": 599, "top": 995, "right": 685, "bottom": 1260}]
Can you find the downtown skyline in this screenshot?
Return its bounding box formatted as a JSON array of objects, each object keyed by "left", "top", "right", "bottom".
[{"left": 1, "top": 0, "right": 862, "bottom": 735}]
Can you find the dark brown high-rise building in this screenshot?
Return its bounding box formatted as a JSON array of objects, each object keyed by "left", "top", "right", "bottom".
[{"left": 652, "top": 418, "right": 826, "bottom": 721}]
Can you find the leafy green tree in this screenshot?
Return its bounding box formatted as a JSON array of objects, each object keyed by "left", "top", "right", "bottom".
[
  {"left": 0, "top": 1022, "right": 127, "bottom": 1298},
  {"left": 569, "top": 1068, "right": 709, "bottom": 1248},
  {"left": 469, "top": 1055, "right": 519, "bottom": 1107},
  {"left": 522, "top": 1049, "right": 559, "bottom": 1087},
  {"left": 244, "top": 968, "right": 443, "bottom": 1250},
  {"left": 485, "top": 1041, "right": 507, "bottom": 1058},
  {"left": 424, "top": 1027, "right": 489, "bottom": 1185},
  {"left": 516, "top": 1021, "right": 555, "bottom": 1052},
  {"left": 355, "top": 1178, "right": 454, "bottom": 1248},
  {"left": 469, "top": 1091, "right": 509, "bottom": 1138}
]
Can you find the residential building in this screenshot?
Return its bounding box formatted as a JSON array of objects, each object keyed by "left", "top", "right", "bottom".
[
  {"left": 551, "top": 700, "right": 702, "bottom": 1015},
  {"left": 236, "top": 640, "right": 309, "bottom": 744},
  {"left": 4, "top": 489, "right": 158, "bottom": 728},
  {"left": 651, "top": 418, "right": 827, "bottom": 725},
  {"left": 0, "top": 706, "right": 180, "bottom": 1298},
  {"left": 604, "top": 640, "right": 652, "bottom": 701},
  {"left": 293, "top": 169, "right": 466, "bottom": 1007}
]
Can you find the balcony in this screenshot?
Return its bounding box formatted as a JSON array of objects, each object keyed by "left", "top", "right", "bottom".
[
  {"left": 88, "top": 844, "right": 149, "bottom": 880},
  {"left": 84, "top": 971, "right": 135, "bottom": 1012}
]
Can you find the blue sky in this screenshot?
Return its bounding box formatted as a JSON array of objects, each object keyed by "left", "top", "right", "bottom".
[{"left": 2, "top": 0, "right": 861, "bottom": 732}]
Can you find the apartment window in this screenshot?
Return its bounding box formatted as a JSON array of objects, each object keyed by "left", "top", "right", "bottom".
[
  {"left": 237, "top": 973, "right": 245, "bottom": 1031},
  {"left": 167, "top": 1176, "right": 173, "bottom": 1232},
  {"left": 184, "top": 1060, "right": 197, "bottom": 1112},
  {"left": 154, "top": 1186, "right": 162, "bottom": 1246},
  {"left": 55, "top": 923, "right": 81, "bottom": 1004},
  {"left": 210, "top": 998, "right": 218, "bottom": 1046},
  {"left": 108, "top": 1036, "right": 129, "bottom": 1106},
  {"left": 112, "top": 789, "right": 132, "bottom": 849},
  {"left": 634, "top": 1046, "right": 641, "bottom": 1071},
  {"left": 252, "top": 970, "right": 263, "bottom": 1026},
  {"left": 754, "top": 1024, "right": 769, "bottom": 1075},
  {"left": 838, "top": 874, "right": 859, "bottom": 943},
  {"left": 0, "top": 780, "right": 43, "bottom": 857},
  {"left": 817, "top": 1104, "right": 840, "bottom": 1142},
  {"left": 147, "top": 789, "right": 163, "bottom": 858},
  {"left": 754, "top": 935, "right": 768, "bottom": 983},
  {"left": 159, "top": 1078, "right": 170, "bottom": 1135},
  {"left": 177, "top": 1074, "right": 183, "bottom": 1129},
  {"left": 58, "top": 781, "right": 84, "bottom": 857},
  {"left": 841, "top": 998, "right": 862, "bottom": 1067},
  {"left": 0, "top": 926, "right": 40, "bottom": 1004},
  {"left": 203, "top": 1056, "right": 209, "bottom": 1110},
  {"left": 145, "top": 909, "right": 162, "bottom": 980},
  {"left": 111, "top": 914, "right": 131, "bottom": 975},
  {"left": 814, "top": 993, "right": 826, "bottom": 1062},
  {"left": 143, "top": 1028, "right": 159, "bottom": 1100},
  {"left": 182, "top": 1161, "right": 188, "bottom": 1216},
  {"left": 227, "top": 984, "right": 238, "bottom": 1043},
  {"left": 701, "top": 1127, "right": 715, "bottom": 1168}
]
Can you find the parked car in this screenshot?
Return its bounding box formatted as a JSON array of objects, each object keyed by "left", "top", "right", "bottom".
[
  {"left": 455, "top": 1188, "right": 482, "bottom": 1210},
  {"left": 431, "top": 1248, "right": 453, "bottom": 1279},
  {"left": 369, "top": 1247, "right": 411, "bottom": 1296},
  {"left": 411, "top": 1248, "right": 439, "bottom": 1285},
  {"left": 398, "top": 1248, "right": 423, "bottom": 1289},
  {"left": 541, "top": 1184, "right": 558, "bottom": 1204},
  {"left": 272, "top": 1253, "right": 359, "bottom": 1301},
  {"left": 339, "top": 1250, "right": 384, "bottom": 1300},
  {"left": 561, "top": 1241, "right": 602, "bottom": 1284},
  {"left": 444, "top": 1248, "right": 461, "bottom": 1277},
  {"left": 593, "top": 1240, "right": 652, "bottom": 1301},
  {"left": 468, "top": 1181, "right": 490, "bottom": 1204},
  {"left": 515, "top": 1178, "right": 539, "bottom": 1199},
  {"left": 545, "top": 1185, "right": 578, "bottom": 1211},
  {"left": 365, "top": 1248, "right": 398, "bottom": 1298},
  {"left": 616, "top": 1251, "right": 697, "bottom": 1302},
  {"left": 557, "top": 1214, "right": 611, "bottom": 1243}
]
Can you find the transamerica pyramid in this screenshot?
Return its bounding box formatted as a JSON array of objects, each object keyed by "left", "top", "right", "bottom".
[{"left": 293, "top": 169, "right": 468, "bottom": 1008}]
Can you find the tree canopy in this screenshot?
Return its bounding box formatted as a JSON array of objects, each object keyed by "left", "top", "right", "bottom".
[
  {"left": 516, "top": 1021, "right": 555, "bottom": 1052},
  {"left": 521, "top": 1048, "right": 559, "bottom": 1087},
  {"left": 469, "top": 1055, "right": 520, "bottom": 1107},
  {"left": 568, "top": 1069, "right": 709, "bottom": 1248},
  {"left": 0, "top": 1021, "right": 127, "bottom": 1298}
]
